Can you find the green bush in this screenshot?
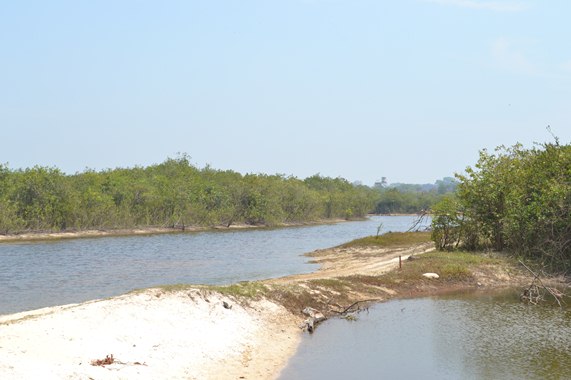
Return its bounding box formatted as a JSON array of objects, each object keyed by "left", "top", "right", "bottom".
[
  {"left": 431, "top": 140, "right": 571, "bottom": 272},
  {"left": 0, "top": 158, "right": 380, "bottom": 233}
]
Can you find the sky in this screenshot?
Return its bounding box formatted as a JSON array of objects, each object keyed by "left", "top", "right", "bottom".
[{"left": 1, "top": 0, "right": 570, "bottom": 185}]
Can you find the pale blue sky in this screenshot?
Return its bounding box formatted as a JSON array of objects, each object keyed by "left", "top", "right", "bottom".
[{"left": 1, "top": 0, "right": 569, "bottom": 184}]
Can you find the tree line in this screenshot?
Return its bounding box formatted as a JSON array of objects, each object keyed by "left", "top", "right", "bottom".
[
  {"left": 0, "top": 156, "right": 381, "bottom": 234},
  {"left": 431, "top": 140, "right": 571, "bottom": 272},
  {"left": 373, "top": 177, "right": 457, "bottom": 214}
]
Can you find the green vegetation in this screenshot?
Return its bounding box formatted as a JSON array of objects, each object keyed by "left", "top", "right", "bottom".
[
  {"left": 430, "top": 195, "right": 462, "bottom": 250},
  {"left": 0, "top": 155, "right": 457, "bottom": 236},
  {"left": 266, "top": 250, "right": 489, "bottom": 315},
  {"left": 372, "top": 251, "right": 501, "bottom": 285},
  {"left": 0, "top": 155, "right": 380, "bottom": 234},
  {"left": 373, "top": 177, "right": 457, "bottom": 214},
  {"left": 309, "top": 278, "right": 352, "bottom": 292},
  {"left": 431, "top": 140, "right": 571, "bottom": 272},
  {"left": 339, "top": 231, "right": 432, "bottom": 248},
  {"left": 209, "top": 282, "right": 269, "bottom": 298}
]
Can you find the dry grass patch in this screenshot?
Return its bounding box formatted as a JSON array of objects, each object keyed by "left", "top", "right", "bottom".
[
  {"left": 308, "top": 278, "right": 352, "bottom": 292},
  {"left": 266, "top": 284, "right": 325, "bottom": 314},
  {"left": 148, "top": 284, "right": 196, "bottom": 294},
  {"left": 344, "top": 274, "right": 391, "bottom": 288},
  {"left": 338, "top": 231, "right": 432, "bottom": 249},
  {"left": 209, "top": 282, "right": 269, "bottom": 299},
  {"left": 382, "top": 251, "right": 502, "bottom": 285}
]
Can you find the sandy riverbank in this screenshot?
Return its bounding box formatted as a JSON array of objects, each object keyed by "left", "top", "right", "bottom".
[
  {"left": 0, "top": 235, "right": 438, "bottom": 380},
  {"left": 0, "top": 219, "right": 350, "bottom": 243},
  {"left": 0, "top": 289, "right": 301, "bottom": 380},
  {"left": 1, "top": 232, "right": 553, "bottom": 380}
]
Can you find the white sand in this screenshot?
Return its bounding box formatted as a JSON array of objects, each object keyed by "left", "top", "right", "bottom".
[{"left": 0, "top": 289, "right": 301, "bottom": 379}]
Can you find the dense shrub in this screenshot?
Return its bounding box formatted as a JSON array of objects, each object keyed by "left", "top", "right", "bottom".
[
  {"left": 0, "top": 157, "right": 379, "bottom": 233},
  {"left": 431, "top": 141, "right": 571, "bottom": 272}
]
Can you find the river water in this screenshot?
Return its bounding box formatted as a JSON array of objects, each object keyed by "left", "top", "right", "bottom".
[
  {"left": 0, "top": 215, "right": 422, "bottom": 315},
  {"left": 3, "top": 217, "right": 570, "bottom": 378},
  {"left": 280, "top": 290, "right": 571, "bottom": 380}
]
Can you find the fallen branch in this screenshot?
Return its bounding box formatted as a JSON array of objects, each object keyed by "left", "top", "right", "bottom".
[
  {"left": 519, "top": 260, "right": 566, "bottom": 307},
  {"left": 301, "top": 307, "right": 327, "bottom": 333},
  {"left": 301, "top": 299, "right": 383, "bottom": 333},
  {"left": 333, "top": 299, "right": 381, "bottom": 316}
]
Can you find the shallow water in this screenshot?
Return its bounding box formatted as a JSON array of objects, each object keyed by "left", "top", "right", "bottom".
[
  {"left": 0, "top": 215, "right": 425, "bottom": 315},
  {"left": 280, "top": 290, "right": 571, "bottom": 380}
]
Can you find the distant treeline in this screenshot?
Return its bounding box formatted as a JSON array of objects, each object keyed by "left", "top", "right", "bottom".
[
  {"left": 373, "top": 177, "right": 457, "bottom": 214},
  {"left": 384, "top": 178, "right": 458, "bottom": 194},
  {"left": 0, "top": 156, "right": 381, "bottom": 234}
]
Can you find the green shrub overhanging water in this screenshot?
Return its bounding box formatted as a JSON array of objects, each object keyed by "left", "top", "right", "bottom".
[
  {"left": 0, "top": 156, "right": 382, "bottom": 234},
  {"left": 431, "top": 139, "right": 571, "bottom": 272}
]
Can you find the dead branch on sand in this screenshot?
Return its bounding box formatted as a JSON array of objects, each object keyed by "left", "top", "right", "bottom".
[
  {"left": 519, "top": 260, "right": 566, "bottom": 307},
  {"left": 332, "top": 299, "right": 380, "bottom": 315},
  {"left": 301, "top": 307, "right": 327, "bottom": 333},
  {"left": 301, "top": 299, "right": 381, "bottom": 333}
]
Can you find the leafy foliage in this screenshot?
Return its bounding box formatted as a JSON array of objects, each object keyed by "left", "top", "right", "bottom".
[
  {"left": 430, "top": 195, "right": 462, "bottom": 250},
  {"left": 373, "top": 177, "right": 457, "bottom": 214},
  {"left": 431, "top": 141, "right": 571, "bottom": 272},
  {"left": 0, "top": 158, "right": 379, "bottom": 234}
]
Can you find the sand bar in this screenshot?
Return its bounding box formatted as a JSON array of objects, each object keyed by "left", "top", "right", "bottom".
[{"left": 0, "top": 289, "right": 300, "bottom": 379}]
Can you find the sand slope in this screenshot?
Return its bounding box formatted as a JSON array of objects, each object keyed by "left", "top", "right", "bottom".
[{"left": 0, "top": 289, "right": 300, "bottom": 380}]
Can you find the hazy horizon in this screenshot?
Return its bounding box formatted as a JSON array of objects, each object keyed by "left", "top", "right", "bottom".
[{"left": 1, "top": 1, "right": 569, "bottom": 185}]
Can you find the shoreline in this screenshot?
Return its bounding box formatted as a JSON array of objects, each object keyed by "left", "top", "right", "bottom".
[
  {"left": 1, "top": 233, "right": 563, "bottom": 379},
  {"left": 0, "top": 218, "right": 353, "bottom": 244}
]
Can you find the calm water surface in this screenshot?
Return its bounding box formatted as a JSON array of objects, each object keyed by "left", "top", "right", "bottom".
[
  {"left": 0, "top": 216, "right": 423, "bottom": 315},
  {"left": 280, "top": 290, "right": 571, "bottom": 380}
]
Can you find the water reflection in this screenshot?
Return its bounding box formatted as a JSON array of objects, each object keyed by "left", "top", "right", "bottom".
[{"left": 280, "top": 290, "right": 571, "bottom": 380}]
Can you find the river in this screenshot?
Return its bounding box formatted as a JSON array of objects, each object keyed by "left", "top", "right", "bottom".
[
  {"left": 3, "top": 216, "right": 570, "bottom": 379},
  {"left": 0, "top": 215, "right": 422, "bottom": 315},
  {"left": 280, "top": 290, "right": 571, "bottom": 380}
]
